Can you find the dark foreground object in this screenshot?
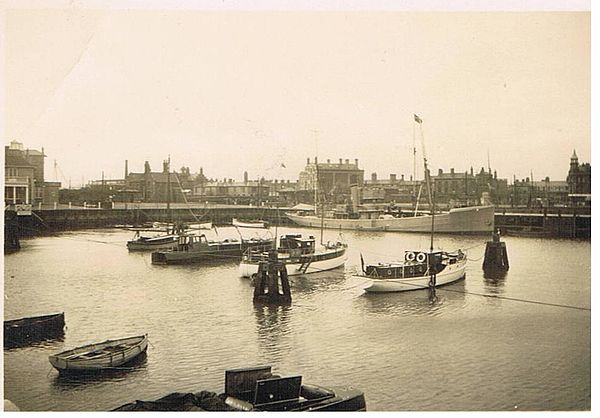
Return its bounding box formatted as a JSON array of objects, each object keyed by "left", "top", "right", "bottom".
[
  {"left": 113, "top": 365, "right": 366, "bottom": 411},
  {"left": 4, "top": 312, "right": 65, "bottom": 348}
]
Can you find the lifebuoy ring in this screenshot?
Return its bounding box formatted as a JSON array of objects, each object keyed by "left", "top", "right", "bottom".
[
  {"left": 405, "top": 252, "right": 416, "bottom": 262},
  {"left": 387, "top": 269, "right": 393, "bottom": 276},
  {"left": 416, "top": 252, "right": 427, "bottom": 263}
]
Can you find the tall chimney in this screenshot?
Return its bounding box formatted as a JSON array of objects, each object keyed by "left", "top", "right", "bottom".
[
  {"left": 355, "top": 158, "right": 358, "bottom": 165},
  {"left": 339, "top": 158, "right": 343, "bottom": 164},
  {"left": 327, "top": 159, "right": 330, "bottom": 163},
  {"left": 144, "top": 161, "right": 151, "bottom": 174},
  {"left": 345, "top": 159, "right": 349, "bottom": 164},
  {"left": 125, "top": 160, "right": 128, "bottom": 179},
  {"left": 371, "top": 172, "right": 377, "bottom": 181},
  {"left": 307, "top": 157, "right": 310, "bottom": 165},
  {"left": 244, "top": 171, "right": 248, "bottom": 183},
  {"left": 314, "top": 156, "right": 318, "bottom": 164}
]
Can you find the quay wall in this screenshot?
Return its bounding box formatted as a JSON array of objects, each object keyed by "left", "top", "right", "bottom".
[{"left": 4, "top": 205, "right": 591, "bottom": 240}]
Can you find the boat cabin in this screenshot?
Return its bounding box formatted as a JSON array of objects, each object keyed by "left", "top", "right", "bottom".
[
  {"left": 277, "top": 234, "right": 316, "bottom": 257},
  {"left": 175, "top": 234, "right": 239, "bottom": 251},
  {"left": 364, "top": 250, "right": 459, "bottom": 279}
]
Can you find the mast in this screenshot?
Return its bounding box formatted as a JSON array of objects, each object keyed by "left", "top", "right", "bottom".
[
  {"left": 167, "top": 155, "right": 171, "bottom": 223},
  {"left": 415, "top": 114, "right": 434, "bottom": 252}
]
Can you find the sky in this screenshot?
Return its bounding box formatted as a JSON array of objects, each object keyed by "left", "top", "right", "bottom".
[{"left": 3, "top": 1, "right": 591, "bottom": 188}]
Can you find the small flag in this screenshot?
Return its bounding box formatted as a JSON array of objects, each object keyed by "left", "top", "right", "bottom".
[
  {"left": 414, "top": 114, "right": 423, "bottom": 124},
  {"left": 280, "top": 163, "right": 286, "bottom": 168}
]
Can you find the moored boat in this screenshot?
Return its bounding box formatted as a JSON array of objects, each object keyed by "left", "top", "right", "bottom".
[
  {"left": 151, "top": 233, "right": 275, "bottom": 265},
  {"left": 113, "top": 365, "right": 366, "bottom": 411},
  {"left": 239, "top": 234, "right": 347, "bottom": 277},
  {"left": 127, "top": 232, "right": 179, "bottom": 251},
  {"left": 354, "top": 114, "right": 469, "bottom": 293},
  {"left": 48, "top": 334, "right": 148, "bottom": 374},
  {"left": 232, "top": 218, "right": 269, "bottom": 229},
  {"left": 4, "top": 313, "right": 65, "bottom": 348},
  {"left": 286, "top": 205, "right": 494, "bottom": 234},
  {"left": 355, "top": 250, "right": 466, "bottom": 293}
]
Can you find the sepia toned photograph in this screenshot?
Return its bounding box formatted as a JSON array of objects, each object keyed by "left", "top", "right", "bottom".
[{"left": 2, "top": 0, "right": 592, "bottom": 412}]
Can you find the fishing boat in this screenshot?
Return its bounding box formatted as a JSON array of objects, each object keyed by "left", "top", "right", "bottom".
[
  {"left": 232, "top": 218, "right": 269, "bottom": 229},
  {"left": 239, "top": 234, "right": 347, "bottom": 277},
  {"left": 48, "top": 334, "right": 148, "bottom": 374},
  {"left": 354, "top": 114, "right": 468, "bottom": 293},
  {"left": 4, "top": 313, "right": 65, "bottom": 347},
  {"left": 113, "top": 365, "right": 366, "bottom": 411},
  {"left": 151, "top": 233, "right": 274, "bottom": 265},
  {"left": 286, "top": 204, "right": 494, "bottom": 234}
]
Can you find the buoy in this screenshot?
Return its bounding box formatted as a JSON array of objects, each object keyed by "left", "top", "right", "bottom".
[{"left": 483, "top": 229, "right": 509, "bottom": 271}]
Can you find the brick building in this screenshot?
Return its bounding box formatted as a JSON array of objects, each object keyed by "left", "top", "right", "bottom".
[
  {"left": 298, "top": 157, "right": 364, "bottom": 203},
  {"left": 4, "top": 140, "right": 60, "bottom": 206}
]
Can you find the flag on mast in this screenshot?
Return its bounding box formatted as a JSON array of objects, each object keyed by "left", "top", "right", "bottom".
[{"left": 414, "top": 114, "right": 423, "bottom": 124}]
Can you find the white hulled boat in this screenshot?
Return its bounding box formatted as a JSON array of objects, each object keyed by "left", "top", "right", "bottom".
[
  {"left": 357, "top": 250, "right": 466, "bottom": 293},
  {"left": 354, "top": 114, "right": 468, "bottom": 293},
  {"left": 286, "top": 205, "right": 494, "bottom": 233},
  {"left": 239, "top": 234, "right": 347, "bottom": 277}
]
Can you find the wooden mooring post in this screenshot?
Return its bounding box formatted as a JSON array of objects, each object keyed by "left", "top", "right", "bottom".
[
  {"left": 253, "top": 250, "right": 291, "bottom": 305},
  {"left": 482, "top": 229, "right": 509, "bottom": 271}
]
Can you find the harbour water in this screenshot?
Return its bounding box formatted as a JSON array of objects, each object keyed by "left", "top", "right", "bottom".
[{"left": 3, "top": 227, "right": 590, "bottom": 411}]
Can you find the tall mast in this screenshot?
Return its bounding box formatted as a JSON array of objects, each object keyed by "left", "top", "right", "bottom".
[
  {"left": 413, "top": 120, "right": 417, "bottom": 197},
  {"left": 415, "top": 114, "right": 434, "bottom": 252},
  {"left": 167, "top": 155, "right": 171, "bottom": 222}
]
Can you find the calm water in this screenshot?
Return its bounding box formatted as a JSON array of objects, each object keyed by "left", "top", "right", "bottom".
[{"left": 3, "top": 226, "right": 590, "bottom": 411}]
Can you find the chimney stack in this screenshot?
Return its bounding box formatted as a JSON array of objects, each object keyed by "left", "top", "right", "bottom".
[
  {"left": 244, "top": 171, "right": 248, "bottom": 183},
  {"left": 125, "top": 160, "right": 128, "bottom": 179},
  {"left": 390, "top": 174, "right": 397, "bottom": 182},
  {"left": 163, "top": 160, "right": 169, "bottom": 174},
  {"left": 144, "top": 161, "right": 151, "bottom": 174},
  {"left": 451, "top": 168, "right": 455, "bottom": 174},
  {"left": 345, "top": 159, "right": 349, "bottom": 164},
  {"left": 355, "top": 158, "right": 358, "bottom": 165},
  {"left": 314, "top": 156, "right": 318, "bottom": 164},
  {"left": 339, "top": 158, "right": 343, "bottom": 164},
  {"left": 307, "top": 157, "right": 310, "bottom": 165},
  {"left": 371, "top": 172, "right": 377, "bottom": 181},
  {"left": 438, "top": 169, "right": 443, "bottom": 175}
]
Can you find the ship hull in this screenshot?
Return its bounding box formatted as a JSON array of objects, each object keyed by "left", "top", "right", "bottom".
[
  {"left": 239, "top": 250, "right": 347, "bottom": 277},
  {"left": 286, "top": 205, "right": 494, "bottom": 234},
  {"left": 356, "top": 259, "right": 467, "bottom": 293}
]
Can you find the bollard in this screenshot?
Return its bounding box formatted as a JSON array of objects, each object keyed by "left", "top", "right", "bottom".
[
  {"left": 253, "top": 250, "right": 291, "bottom": 305},
  {"left": 54, "top": 202, "right": 57, "bottom": 210},
  {"left": 69, "top": 202, "right": 72, "bottom": 209},
  {"left": 483, "top": 229, "right": 509, "bottom": 271}
]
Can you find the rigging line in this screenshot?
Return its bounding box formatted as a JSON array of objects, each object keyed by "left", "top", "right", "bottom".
[
  {"left": 172, "top": 172, "right": 204, "bottom": 223},
  {"left": 433, "top": 286, "right": 590, "bottom": 312}
]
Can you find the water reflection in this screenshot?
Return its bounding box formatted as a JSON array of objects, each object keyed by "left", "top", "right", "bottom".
[
  {"left": 50, "top": 352, "right": 148, "bottom": 390},
  {"left": 289, "top": 267, "right": 346, "bottom": 295},
  {"left": 253, "top": 305, "right": 292, "bottom": 362},
  {"left": 356, "top": 280, "right": 467, "bottom": 317},
  {"left": 483, "top": 269, "right": 509, "bottom": 294},
  {"left": 4, "top": 331, "right": 65, "bottom": 351}
]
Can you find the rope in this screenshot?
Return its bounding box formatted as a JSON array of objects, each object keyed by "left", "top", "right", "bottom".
[
  {"left": 355, "top": 270, "right": 590, "bottom": 312},
  {"left": 436, "top": 286, "right": 590, "bottom": 312}
]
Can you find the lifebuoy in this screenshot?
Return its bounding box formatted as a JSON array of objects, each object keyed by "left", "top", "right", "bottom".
[
  {"left": 387, "top": 269, "right": 393, "bottom": 276},
  {"left": 416, "top": 252, "right": 427, "bottom": 263},
  {"left": 405, "top": 252, "right": 416, "bottom": 262}
]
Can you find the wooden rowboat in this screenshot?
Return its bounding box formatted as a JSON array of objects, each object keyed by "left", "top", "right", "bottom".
[
  {"left": 4, "top": 312, "right": 65, "bottom": 348},
  {"left": 48, "top": 334, "right": 148, "bottom": 373}
]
